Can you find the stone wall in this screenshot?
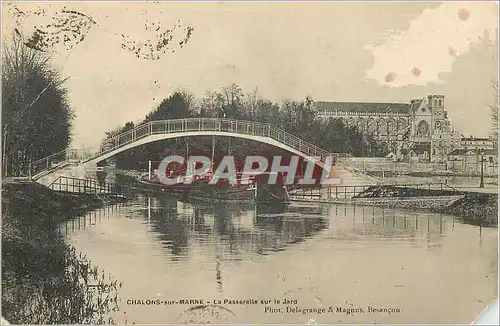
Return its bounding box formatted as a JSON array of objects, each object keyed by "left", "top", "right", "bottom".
[
  {"left": 351, "top": 196, "right": 463, "bottom": 210},
  {"left": 354, "top": 185, "right": 498, "bottom": 226},
  {"left": 350, "top": 157, "right": 497, "bottom": 176}
]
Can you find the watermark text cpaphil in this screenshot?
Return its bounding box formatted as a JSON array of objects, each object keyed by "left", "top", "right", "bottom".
[{"left": 155, "top": 155, "right": 342, "bottom": 185}]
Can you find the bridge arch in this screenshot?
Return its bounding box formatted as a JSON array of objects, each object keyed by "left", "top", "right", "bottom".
[
  {"left": 83, "top": 118, "right": 347, "bottom": 167},
  {"left": 86, "top": 131, "right": 330, "bottom": 166},
  {"left": 29, "top": 118, "right": 380, "bottom": 185}
]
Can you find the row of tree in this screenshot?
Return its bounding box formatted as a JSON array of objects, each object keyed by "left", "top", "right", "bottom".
[
  {"left": 103, "top": 84, "right": 389, "bottom": 170},
  {"left": 2, "top": 35, "right": 74, "bottom": 177},
  {"left": 2, "top": 32, "right": 121, "bottom": 324}
]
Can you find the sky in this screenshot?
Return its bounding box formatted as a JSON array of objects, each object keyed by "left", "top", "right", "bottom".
[{"left": 2, "top": 1, "right": 499, "bottom": 149}]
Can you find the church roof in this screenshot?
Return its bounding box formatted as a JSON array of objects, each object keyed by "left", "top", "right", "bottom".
[
  {"left": 410, "top": 99, "right": 424, "bottom": 111},
  {"left": 314, "top": 101, "right": 411, "bottom": 114}
]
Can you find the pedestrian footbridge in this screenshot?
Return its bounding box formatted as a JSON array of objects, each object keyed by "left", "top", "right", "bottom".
[{"left": 27, "top": 118, "right": 379, "bottom": 187}]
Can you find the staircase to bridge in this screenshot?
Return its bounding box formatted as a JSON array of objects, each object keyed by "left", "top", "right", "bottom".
[{"left": 25, "top": 118, "right": 379, "bottom": 188}]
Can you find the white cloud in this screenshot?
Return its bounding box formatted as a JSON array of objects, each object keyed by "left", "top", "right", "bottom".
[{"left": 365, "top": 2, "right": 498, "bottom": 87}]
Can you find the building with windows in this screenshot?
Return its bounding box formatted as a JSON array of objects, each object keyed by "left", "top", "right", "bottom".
[
  {"left": 315, "top": 94, "right": 494, "bottom": 163},
  {"left": 460, "top": 137, "right": 495, "bottom": 151},
  {"left": 446, "top": 148, "right": 498, "bottom": 175}
]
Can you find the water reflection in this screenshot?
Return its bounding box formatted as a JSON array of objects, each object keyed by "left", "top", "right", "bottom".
[
  {"left": 321, "top": 203, "right": 450, "bottom": 252},
  {"left": 63, "top": 191, "right": 496, "bottom": 324},
  {"left": 64, "top": 195, "right": 460, "bottom": 260},
  {"left": 60, "top": 203, "right": 124, "bottom": 234},
  {"left": 140, "top": 196, "right": 329, "bottom": 259}
]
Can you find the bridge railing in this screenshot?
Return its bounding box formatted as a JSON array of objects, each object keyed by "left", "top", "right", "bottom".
[
  {"left": 29, "top": 149, "right": 69, "bottom": 178},
  {"left": 27, "top": 118, "right": 361, "bottom": 180},
  {"left": 288, "top": 182, "right": 466, "bottom": 201},
  {"left": 48, "top": 175, "right": 131, "bottom": 198},
  {"left": 28, "top": 148, "right": 98, "bottom": 179},
  {"left": 95, "top": 118, "right": 353, "bottom": 165}
]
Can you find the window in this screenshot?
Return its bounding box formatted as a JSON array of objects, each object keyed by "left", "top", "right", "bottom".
[{"left": 417, "top": 120, "right": 430, "bottom": 135}]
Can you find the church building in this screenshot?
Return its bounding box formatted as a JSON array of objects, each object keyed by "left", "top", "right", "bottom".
[{"left": 315, "top": 95, "right": 467, "bottom": 163}]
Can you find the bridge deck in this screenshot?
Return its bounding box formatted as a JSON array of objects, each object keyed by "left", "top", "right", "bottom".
[{"left": 20, "top": 118, "right": 376, "bottom": 185}]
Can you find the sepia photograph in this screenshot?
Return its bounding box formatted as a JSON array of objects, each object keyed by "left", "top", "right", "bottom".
[{"left": 1, "top": 1, "right": 499, "bottom": 324}]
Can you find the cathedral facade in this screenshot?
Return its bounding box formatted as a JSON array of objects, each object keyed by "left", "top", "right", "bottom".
[{"left": 315, "top": 95, "right": 464, "bottom": 163}]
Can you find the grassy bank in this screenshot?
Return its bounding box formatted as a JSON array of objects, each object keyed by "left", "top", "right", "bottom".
[
  {"left": 354, "top": 185, "right": 461, "bottom": 198},
  {"left": 436, "top": 192, "right": 498, "bottom": 227},
  {"left": 355, "top": 185, "right": 498, "bottom": 227},
  {"left": 2, "top": 182, "right": 126, "bottom": 324}
]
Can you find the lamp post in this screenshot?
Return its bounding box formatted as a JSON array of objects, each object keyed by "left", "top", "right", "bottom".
[
  {"left": 393, "top": 157, "right": 397, "bottom": 184},
  {"left": 479, "top": 150, "right": 485, "bottom": 188}
]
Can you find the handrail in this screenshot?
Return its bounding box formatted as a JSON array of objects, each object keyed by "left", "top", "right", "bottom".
[
  {"left": 31, "top": 149, "right": 67, "bottom": 166},
  {"left": 94, "top": 118, "right": 348, "bottom": 163},
  {"left": 440, "top": 182, "right": 467, "bottom": 195},
  {"left": 288, "top": 182, "right": 466, "bottom": 191},
  {"left": 27, "top": 118, "right": 366, "bottom": 181},
  {"left": 288, "top": 182, "right": 469, "bottom": 201},
  {"left": 48, "top": 175, "right": 131, "bottom": 197}
]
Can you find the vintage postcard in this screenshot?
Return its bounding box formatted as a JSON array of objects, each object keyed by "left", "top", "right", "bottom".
[{"left": 1, "top": 1, "right": 498, "bottom": 324}]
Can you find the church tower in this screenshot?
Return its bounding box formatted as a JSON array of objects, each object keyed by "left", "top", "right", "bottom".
[
  {"left": 411, "top": 97, "right": 432, "bottom": 139},
  {"left": 428, "top": 95, "right": 459, "bottom": 162},
  {"left": 429, "top": 95, "right": 447, "bottom": 133}
]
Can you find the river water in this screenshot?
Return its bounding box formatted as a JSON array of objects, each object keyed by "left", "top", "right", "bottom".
[{"left": 63, "top": 187, "right": 498, "bottom": 324}]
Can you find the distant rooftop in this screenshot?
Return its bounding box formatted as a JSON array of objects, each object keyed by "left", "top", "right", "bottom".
[
  {"left": 461, "top": 137, "right": 491, "bottom": 141},
  {"left": 314, "top": 101, "right": 411, "bottom": 114},
  {"left": 449, "top": 149, "right": 497, "bottom": 156}
]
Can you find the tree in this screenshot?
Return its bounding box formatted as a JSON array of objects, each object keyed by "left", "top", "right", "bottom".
[
  {"left": 244, "top": 87, "right": 261, "bottom": 120},
  {"left": 220, "top": 83, "right": 244, "bottom": 118},
  {"left": 252, "top": 98, "right": 280, "bottom": 125},
  {"left": 103, "top": 84, "right": 391, "bottom": 170},
  {"left": 2, "top": 33, "right": 74, "bottom": 177},
  {"left": 490, "top": 81, "right": 498, "bottom": 150},
  {"left": 145, "top": 91, "right": 194, "bottom": 121}
]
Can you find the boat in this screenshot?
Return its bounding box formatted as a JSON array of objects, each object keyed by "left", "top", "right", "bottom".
[
  {"left": 185, "top": 173, "right": 290, "bottom": 204},
  {"left": 132, "top": 135, "right": 291, "bottom": 204},
  {"left": 136, "top": 171, "right": 290, "bottom": 204},
  {"left": 137, "top": 172, "right": 191, "bottom": 194}
]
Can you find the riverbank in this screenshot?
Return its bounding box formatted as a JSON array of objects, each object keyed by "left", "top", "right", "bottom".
[
  {"left": 2, "top": 182, "right": 126, "bottom": 324},
  {"left": 354, "top": 186, "right": 498, "bottom": 227},
  {"left": 368, "top": 170, "right": 498, "bottom": 178},
  {"left": 350, "top": 158, "right": 498, "bottom": 178}
]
